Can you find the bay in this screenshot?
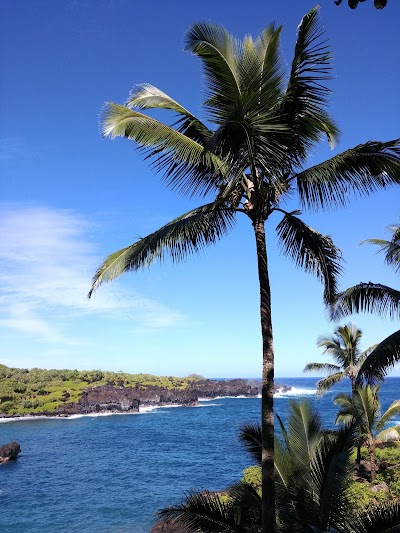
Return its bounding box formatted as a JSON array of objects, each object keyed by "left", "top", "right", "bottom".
[{"left": 1, "top": 377, "right": 399, "bottom": 533}]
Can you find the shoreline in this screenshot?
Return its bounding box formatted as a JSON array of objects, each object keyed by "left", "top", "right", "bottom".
[{"left": 0, "top": 387, "right": 316, "bottom": 423}]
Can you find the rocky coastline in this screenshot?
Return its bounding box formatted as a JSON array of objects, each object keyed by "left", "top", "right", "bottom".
[{"left": 0, "top": 379, "right": 291, "bottom": 419}]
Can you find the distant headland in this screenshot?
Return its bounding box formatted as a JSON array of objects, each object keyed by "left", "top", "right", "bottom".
[{"left": 0, "top": 365, "right": 291, "bottom": 418}]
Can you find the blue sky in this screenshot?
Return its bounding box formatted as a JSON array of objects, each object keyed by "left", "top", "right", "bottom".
[{"left": 1, "top": 0, "right": 399, "bottom": 378}]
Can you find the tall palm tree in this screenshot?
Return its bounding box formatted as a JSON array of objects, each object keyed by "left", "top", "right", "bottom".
[
  {"left": 88, "top": 9, "right": 400, "bottom": 531},
  {"left": 333, "top": 222, "right": 400, "bottom": 384},
  {"left": 334, "top": 385, "right": 400, "bottom": 481},
  {"left": 303, "top": 323, "right": 375, "bottom": 395}
]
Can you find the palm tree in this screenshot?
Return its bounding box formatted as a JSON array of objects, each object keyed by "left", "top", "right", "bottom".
[
  {"left": 334, "top": 385, "right": 400, "bottom": 481},
  {"left": 303, "top": 323, "right": 375, "bottom": 395},
  {"left": 88, "top": 9, "right": 400, "bottom": 531},
  {"left": 333, "top": 222, "right": 400, "bottom": 384}
]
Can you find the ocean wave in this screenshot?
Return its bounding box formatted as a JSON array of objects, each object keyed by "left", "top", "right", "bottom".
[{"left": 274, "top": 387, "right": 317, "bottom": 397}]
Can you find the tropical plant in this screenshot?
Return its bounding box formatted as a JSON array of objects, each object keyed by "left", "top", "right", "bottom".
[
  {"left": 155, "top": 400, "right": 357, "bottom": 532},
  {"left": 88, "top": 8, "right": 400, "bottom": 531},
  {"left": 303, "top": 323, "right": 375, "bottom": 395},
  {"left": 334, "top": 385, "right": 400, "bottom": 481},
  {"left": 333, "top": 221, "right": 400, "bottom": 385}
]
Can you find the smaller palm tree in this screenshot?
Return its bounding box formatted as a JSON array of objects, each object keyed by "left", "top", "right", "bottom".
[
  {"left": 334, "top": 385, "right": 400, "bottom": 481},
  {"left": 303, "top": 323, "right": 375, "bottom": 395}
]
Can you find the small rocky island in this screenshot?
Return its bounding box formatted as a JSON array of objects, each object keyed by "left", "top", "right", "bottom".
[
  {"left": 0, "top": 441, "right": 21, "bottom": 463},
  {"left": 0, "top": 364, "right": 291, "bottom": 419}
]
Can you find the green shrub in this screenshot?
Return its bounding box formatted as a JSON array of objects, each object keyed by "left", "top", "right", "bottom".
[{"left": 241, "top": 466, "right": 261, "bottom": 495}]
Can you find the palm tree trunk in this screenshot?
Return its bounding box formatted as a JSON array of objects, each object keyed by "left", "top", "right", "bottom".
[
  {"left": 370, "top": 441, "right": 376, "bottom": 482},
  {"left": 253, "top": 219, "right": 275, "bottom": 533}
]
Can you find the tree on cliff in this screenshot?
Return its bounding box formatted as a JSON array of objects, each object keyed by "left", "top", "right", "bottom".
[{"left": 88, "top": 8, "right": 400, "bottom": 531}]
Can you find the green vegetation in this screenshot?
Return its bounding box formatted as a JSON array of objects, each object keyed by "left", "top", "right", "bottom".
[
  {"left": 157, "top": 400, "right": 400, "bottom": 532},
  {"left": 335, "top": 385, "right": 400, "bottom": 480},
  {"left": 0, "top": 364, "right": 203, "bottom": 416}
]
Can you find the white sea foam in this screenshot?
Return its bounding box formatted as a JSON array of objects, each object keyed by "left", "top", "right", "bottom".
[
  {"left": 0, "top": 403, "right": 196, "bottom": 423},
  {"left": 274, "top": 387, "right": 317, "bottom": 397}
]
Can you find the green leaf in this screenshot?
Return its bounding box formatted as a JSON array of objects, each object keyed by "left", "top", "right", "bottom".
[
  {"left": 89, "top": 203, "right": 236, "bottom": 297},
  {"left": 295, "top": 139, "right": 400, "bottom": 211},
  {"left": 357, "top": 329, "right": 400, "bottom": 384},
  {"left": 332, "top": 283, "right": 400, "bottom": 321},
  {"left": 276, "top": 212, "right": 343, "bottom": 304},
  {"left": 100, "top": 102, "right": 227, "bottom": 198}
]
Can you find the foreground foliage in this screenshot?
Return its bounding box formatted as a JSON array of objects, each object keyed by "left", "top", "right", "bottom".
[{"left": 155, "top": 400, "right": 400, "bottom": 532}]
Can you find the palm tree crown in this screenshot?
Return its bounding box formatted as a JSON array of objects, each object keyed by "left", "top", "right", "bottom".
[
  {"left": 89, "top": 8, "right": 400, "bottom": 532},
  {"left": 304, "top": 323, "right": 374, "bottom": 394}
]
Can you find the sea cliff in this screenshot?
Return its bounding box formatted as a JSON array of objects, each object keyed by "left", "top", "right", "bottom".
[{"left": 0, "top": 364, "right": 291, "bottom": 418}]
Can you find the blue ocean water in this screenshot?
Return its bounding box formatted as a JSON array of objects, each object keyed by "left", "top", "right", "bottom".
[{"left": 0, "top": 377, "right": 399, "bottom": 533}]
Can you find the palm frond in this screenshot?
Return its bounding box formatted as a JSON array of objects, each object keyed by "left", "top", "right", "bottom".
[
  {"left": 274, "top": 435, "right": 294, "bottom": 492},
  {"left": 333, "top": 392, "right": 354, "bottom": 426},
  {"left": 311, "top": 430, "right": 354, "bottom": 532},
  {"left": 376, "top": 400, "right": 400, "bottom": 432},
  {"left": 156, "top": 490, "right": 239, "bottom": 533},
  {"left": 279, "top": 6, "right": 339, "bottom": 161},
  {"left": 303, "top": 362, "right": 341, "bottom": 374},
  {"left": 357, "top": 329, "right": 400, "bottom": 384},
  {"left": 363, "top": 221, "right": 400, "bottom": 274},
  {"left": 276, "top": 212, "right": 343, "bottom": 304},
  {"left": 184, "top": 22, "right": 241, "bottom": 125},
  {"left": 354, "top": 386, "right": 378, "bottom": 436},
  {"left": 89, "top": 203, "right": 236, "bottom": 297},
  {"left": 315, "top": 372, "right": 345, "bottom": 395},
  {"left": 354, "top": 501, "right": 400, "bottom": 533},
  {"left": 125, "top": 83, "right": 212, "bottom": 144},
  {"left": 316, "top": 337, "right": 347, "bottom": 366},
  {"left": 286, "top": 400, "right": 322, "bottom": 472},
  {"left": 295, "top": 139, "right": 400, "bottom": 211},
  {"left": 254, "top": 24, "right": 284, "bottom": 113},
  {"left": 100, "top": 102, "right": 226, "bottom": 197},
  {"left": 332, "top": 283, "right": 400, "bottom": 321},
  {"left": 239, "top": 424, "right": 262, "bottom": 465}
]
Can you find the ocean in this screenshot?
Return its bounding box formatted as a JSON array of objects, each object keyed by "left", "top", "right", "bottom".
[{"left": 1, "top": 377, "right": 399, "bottom": 533}]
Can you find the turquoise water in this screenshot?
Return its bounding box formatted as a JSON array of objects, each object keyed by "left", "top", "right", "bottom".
[{"left": 0, "top": 377, "right": 399, "bottom": 532}]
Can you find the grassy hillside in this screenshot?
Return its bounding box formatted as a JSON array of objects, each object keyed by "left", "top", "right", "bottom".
[{"left": 0, "top": 364, "right": 203, "bottom": 415}]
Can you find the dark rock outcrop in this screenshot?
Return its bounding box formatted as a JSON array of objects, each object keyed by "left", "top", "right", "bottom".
[
  {"left": 55, "top": 385, "right": 141, "bottom": 416},
  {"left": 188, "top": 378, "right": 291, "bottom": 398},
  {"left": 0, "top": 378, "right": 291, "bottom": 418},
  {"left": 0, "top": 441, "right": 21, "bottom": 463},
  {"left": 53, "top": 384, "right": 198, "bottom": 416}
]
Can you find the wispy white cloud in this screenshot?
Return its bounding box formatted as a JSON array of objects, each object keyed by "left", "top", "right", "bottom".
[
  {"left": 0, "top": 204, "right": 191, "bottom": 347},
  {"left": 0, "top": 138, "right": 25, "bottom": 160}
]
